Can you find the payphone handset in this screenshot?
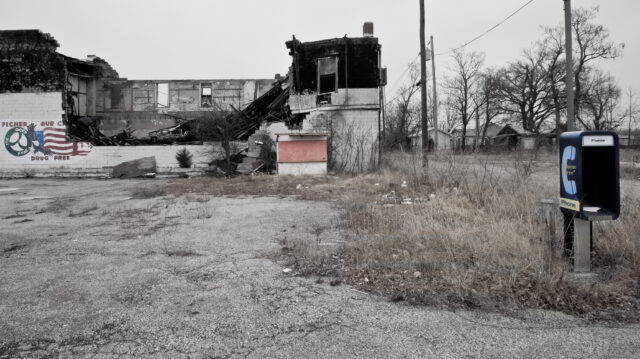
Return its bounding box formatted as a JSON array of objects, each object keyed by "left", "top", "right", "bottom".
[{"left": 561, "top": 145, "right": 577, "bottom": 195}]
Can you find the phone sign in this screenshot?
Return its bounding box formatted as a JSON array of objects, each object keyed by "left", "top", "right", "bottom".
[{"left": 582, "top": 135, "right": 614, "bottom": 147}]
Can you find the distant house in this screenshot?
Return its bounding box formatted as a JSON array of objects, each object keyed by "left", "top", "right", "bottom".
[
  {"left": 618, "top": 133, "right": 639, "bottom": 147},
  {"left": 450, "top": 123, "right": 556, "bottom": 151},
  {"left": 451, "top": 123, "right": 503, "bottom": 150},
  {"left": 493, "top": 124, "right": 554, "bottom": 150},
  {"left": 409, "top": 127, "right": 452, "bottom": 151}
]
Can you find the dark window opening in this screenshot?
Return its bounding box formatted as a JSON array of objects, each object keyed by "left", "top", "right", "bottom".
[
  {"left": 319, "top": 74, "right": 336, "bottom": 94},
  {"left": 317, "top": 56, "right": 338, "bottom": 95}
]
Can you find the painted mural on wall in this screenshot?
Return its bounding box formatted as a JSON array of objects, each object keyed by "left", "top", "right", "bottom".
[{"left": 2, "top": 121, "right": 91, "bottom": 161}]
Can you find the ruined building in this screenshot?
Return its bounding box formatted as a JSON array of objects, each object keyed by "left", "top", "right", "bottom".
[
  {"left": 0, "top": 24, "right": 385, "bottom": 176},
  {"left": 0, "top": 29, "right": 281, "bottom": 176},
  {"left": 285, "top": 22, "right": 386, "bottom": 172}
]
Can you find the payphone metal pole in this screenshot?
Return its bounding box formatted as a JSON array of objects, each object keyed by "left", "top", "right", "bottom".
[{"left": 573, "top": 218, "right": 592, "bottom": 272}]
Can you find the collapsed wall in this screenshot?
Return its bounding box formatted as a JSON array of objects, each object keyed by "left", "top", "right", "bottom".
[{"left": 0, "top": 92, "right": 221, "bottom": 177}]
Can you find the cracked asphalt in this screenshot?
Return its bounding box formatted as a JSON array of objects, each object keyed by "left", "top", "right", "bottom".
[{"left": 1, "top": 179, "right": 639, "bottom": 358}]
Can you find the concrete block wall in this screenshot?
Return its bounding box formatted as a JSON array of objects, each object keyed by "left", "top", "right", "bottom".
[
  {"left": 303, "top": 108, "right": 379, "bottom": 173},
  {"left": 101, "top": 79, "right": 274, "bottom": 114},
  {"left": 0, "top": 92, "right": 224, "bottom": 177}
]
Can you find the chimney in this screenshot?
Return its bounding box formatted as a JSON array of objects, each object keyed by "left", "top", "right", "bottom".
[{"left": 363, "top": 22, "right": 374, "bottom": 37}]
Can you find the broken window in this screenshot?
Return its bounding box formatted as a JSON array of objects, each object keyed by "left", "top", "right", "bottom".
[
  {"left": 201, "top": 83, "right": 212, "bottom": 108},
  {"left": 317, "top": 56, "right": 338, "bottom": 94},
  {"left": 156, "top": 83, "right": 169, "bottom": 108}
]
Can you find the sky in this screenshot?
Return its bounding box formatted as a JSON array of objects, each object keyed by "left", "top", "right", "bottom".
[{"left": 1, "top": 0, "right": 638, "bottom": 107}]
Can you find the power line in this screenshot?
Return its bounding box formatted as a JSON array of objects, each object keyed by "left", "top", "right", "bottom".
[
  {"left": 387, "top": 53, "right": 420, "bottom": 95},
  {"left": 385, "top": 0, "right": 537, "bottom": 108},
  {"left": 436, "top": 0, "right": 536, "bottom": 56}
]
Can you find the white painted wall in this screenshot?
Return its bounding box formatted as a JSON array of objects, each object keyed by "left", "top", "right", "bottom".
[
  {"left": 289, "top": 88, "right": 379, "bottom": 114},
  {"left": 411, "top": 129, "right": 452, "bottom": 151},
  {"left": 523, "top": 137, "right": 536, "bottom": 150},
  {"left": 0, "top": 92, "right": 63, "bottom": 121},
  {"left": 278, "top": 162, "right": 327, "bottom": 176}
]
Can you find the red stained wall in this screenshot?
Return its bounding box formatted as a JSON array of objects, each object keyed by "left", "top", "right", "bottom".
[{"left": 278, "top": 140, "right": 327, "bottom": 163}]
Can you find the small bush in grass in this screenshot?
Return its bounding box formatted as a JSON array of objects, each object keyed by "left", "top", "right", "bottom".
[
  {"left": 256, "top": 134, "right": 277, "bottom": 173},
  {"left": 176, "top": 148, "right": 193, "bottom": 168}
]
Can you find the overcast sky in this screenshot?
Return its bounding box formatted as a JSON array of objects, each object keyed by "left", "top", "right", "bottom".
[{"left": 1, "top": 0, "right": 637, "bottom": 100}]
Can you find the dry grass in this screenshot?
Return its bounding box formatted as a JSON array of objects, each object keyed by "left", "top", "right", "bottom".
[
  {"left": 68, "top": 203, "right": 99, "bottom": 217},
  {"left": 166, "top": 151, "right": 640, "bottom": 320},
  {"left": 130, "top": 185, "right": 166, "bottom": 199}
]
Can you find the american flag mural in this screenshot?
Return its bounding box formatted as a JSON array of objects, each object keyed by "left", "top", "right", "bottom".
[{"left": 35, "top": 127, "right": 91, "bottom": 156}]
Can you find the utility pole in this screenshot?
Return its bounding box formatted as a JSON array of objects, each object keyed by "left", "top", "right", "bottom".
[
  {"left": 564, "top": 0, "right": 575, "bottom": 131},
  {"left": 630, "top": 88, "right": 634, "bottom": 146},
  {"left": 419, "top": 0, "right": 429, "bottom": 166},
  {"left": 430, "top": 35, "right": 438, "bottom": 151}
]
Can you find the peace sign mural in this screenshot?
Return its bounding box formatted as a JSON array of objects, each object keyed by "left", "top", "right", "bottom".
[
  {"left": 1, "top": 121, "right": 92, "bottom": 160},
  {"left": 4, "top": 127, "right": 32, "bottom": 156}
]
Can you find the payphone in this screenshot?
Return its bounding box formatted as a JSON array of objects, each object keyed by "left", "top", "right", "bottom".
[{"left": 559, "top": 131, "right": 620, "bottom": 272}]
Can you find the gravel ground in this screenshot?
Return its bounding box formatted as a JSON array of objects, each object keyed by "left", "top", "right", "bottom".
[{"left": 1, "top": 178, "right": 639, "bottom": 358}]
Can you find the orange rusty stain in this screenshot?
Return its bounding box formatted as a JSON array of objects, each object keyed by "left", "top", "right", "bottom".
[{"left": 278, "top": 140, "right": 327, "bottom": 163}]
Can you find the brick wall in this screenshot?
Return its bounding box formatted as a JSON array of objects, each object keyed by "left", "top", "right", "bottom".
[{"left": 0, "top": 92, "right": 223, "bottom": 177}]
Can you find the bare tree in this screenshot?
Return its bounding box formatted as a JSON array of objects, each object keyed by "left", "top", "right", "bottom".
[
  {"left": 476, "top": 68, "right": 503, "bottom": 147},
  {"left": 571, "top": 6, "right": 624, "bottom": 128},
  {"left": 445, "top": 49, "right": 484, "bottom": 151},
  {"left": 540, "top": 26, "right": 567, "bottom": 137},
  {"left": 384, "top": 62, "right": 421, "bottom": 151},
  {"left": 496, "top": 47, "right": 555, "bottom": 133},
  {"left": 580, "top": 69, "right": 622, "bottom": 130},
  {"left": 442, "top": 97, "right": 461, "bottom": 134},
  {"left": 196, "top": 108, "right": 241, "bottom": 175},
  {"left": 622, "top": 87, "right": 640, "bottom": 146}
]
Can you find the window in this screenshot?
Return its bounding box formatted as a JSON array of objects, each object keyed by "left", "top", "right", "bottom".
[
  {"left": 156, "top": 83, "right": 169, "bottom": 108},
  {"left": 317, "top": 56, "right": 338, "bottom": 94},
  {"left": 201, "top": 83, "right": 212, "bottom": 108}
]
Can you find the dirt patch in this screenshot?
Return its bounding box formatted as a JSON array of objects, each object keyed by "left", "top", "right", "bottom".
[
  {"left": 130, "top": 185, "right": 166, "bottom": 199},
  {"left": 3, "top": 244, "right": 27, "bottom": 253},
  {"left": 164, "top": 249, "right": 201, "bottom": 257},
  {"left": 3, "top": 214, "right": 26, "bottom": 220},
  {"left": 68, "top": 203, "right": 98, "bottom": 217},
  {"left": 165, "top": 175, "right": 332, "bottom": 199},
  {"left": 12, "top": 218, "right": 33, "bottom": 224}
]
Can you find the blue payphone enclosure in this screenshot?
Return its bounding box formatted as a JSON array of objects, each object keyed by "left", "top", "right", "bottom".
[{"left": 559, "top": 131, "right": 620, "bottom": 220}]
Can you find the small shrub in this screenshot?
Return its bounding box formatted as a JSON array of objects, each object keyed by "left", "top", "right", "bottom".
[
  {"left": 256, "top": 134, "right": 277, "bottom": 173},
  {"left": 22, "top": 169, "right": 36, "bottom": 178},
  {"left": 176, "top": 148, "right": 193, "bottom": 168}
]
